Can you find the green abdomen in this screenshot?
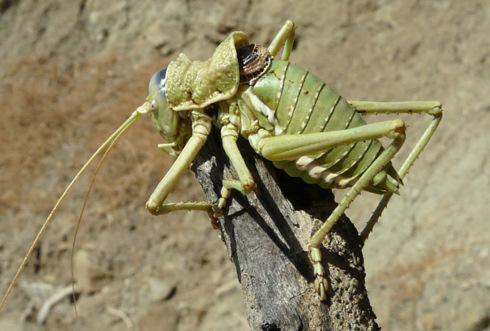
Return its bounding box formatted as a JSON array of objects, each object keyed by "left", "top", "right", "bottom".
[{"left": 252, "top": 60, "right": 389, "bottom": 192}]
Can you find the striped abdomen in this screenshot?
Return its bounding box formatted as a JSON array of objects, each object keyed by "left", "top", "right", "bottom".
[{"left": 251, "top": 60, "right": 395, "bottom": 193}]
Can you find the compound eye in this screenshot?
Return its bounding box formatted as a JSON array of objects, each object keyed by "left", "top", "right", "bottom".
[{"left": 149, "top": 68, "right": 168, "bottom": 99}]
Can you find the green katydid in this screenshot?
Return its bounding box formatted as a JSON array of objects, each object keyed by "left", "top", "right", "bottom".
[{"left": 0, "top": 20, "right": 442, "bottom": 308}]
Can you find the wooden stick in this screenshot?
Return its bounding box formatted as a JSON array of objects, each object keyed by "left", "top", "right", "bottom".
[{"left": 191, "top": 129, "right": 380, "bottom": 330}]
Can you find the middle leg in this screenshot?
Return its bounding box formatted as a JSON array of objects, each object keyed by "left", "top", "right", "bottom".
[{"left": 310, "top": 133, "right": 404, "bottom": 300}]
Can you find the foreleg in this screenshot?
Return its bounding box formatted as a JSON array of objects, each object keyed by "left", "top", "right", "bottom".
[
  {"left": 217, "top": 122, "right": 256, "bottom": 210},
  {"left": 146, "top": 117, "right": 218, "bottom": 225}
]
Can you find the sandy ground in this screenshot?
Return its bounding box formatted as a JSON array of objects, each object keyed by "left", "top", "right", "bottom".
[{"left": 0, "top": 1, "right": 488, "bottom": 330}]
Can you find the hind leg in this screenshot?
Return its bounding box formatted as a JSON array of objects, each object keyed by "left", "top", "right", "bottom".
[
  {"left": 309, "top": 132, "right": 405, "bottom": 300},
  {"left": 347, "top": 101, "right": 443, "bottom": 242},
  {"left": 253, "top": 119, "right": 407, "bottom": 300}
]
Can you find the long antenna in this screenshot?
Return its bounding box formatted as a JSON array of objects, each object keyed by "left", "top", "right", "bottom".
[
  {"left": 0, "top": 105, "right": 149, "bottom": 312},
  {"left": 70, "top": 125, "right": 127, "bottom": 316}
]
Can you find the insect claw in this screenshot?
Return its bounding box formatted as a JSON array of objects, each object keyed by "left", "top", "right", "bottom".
[
  {"left": 314, "top": 277, "right": 328, "bottom": 301},
  {"left": 311, "top": 247, "right": 329, "bottom": 300},
  {"left": 207, "top": 208, "right": 221, "bottom": 230},
  {"left": 211, "top": 205, "right": 224, "bottom": 218}
]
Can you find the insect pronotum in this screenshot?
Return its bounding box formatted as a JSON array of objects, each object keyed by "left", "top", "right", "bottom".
[{"left": 1, "top": 20, "right": 442, "bottom": 309}]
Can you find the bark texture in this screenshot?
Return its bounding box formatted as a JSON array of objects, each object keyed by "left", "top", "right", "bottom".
[{"left": 191, "top": 129, "right": 380, "bottom": 330}]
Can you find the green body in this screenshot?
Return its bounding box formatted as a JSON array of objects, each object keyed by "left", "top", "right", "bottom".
[
  {"left": 227, "top": 60, "right": 395, "bottom": 194},
  {"left": 143, "top": 21, "right": 441, "bottom": 301}
]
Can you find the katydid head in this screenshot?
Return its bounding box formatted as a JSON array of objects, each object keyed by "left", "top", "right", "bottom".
[
  {"left": 145, "top": 31, "right": 251, "bottom": 156},
  {"left": 147, "top": 68, "right": 191, "bottom": 156}
]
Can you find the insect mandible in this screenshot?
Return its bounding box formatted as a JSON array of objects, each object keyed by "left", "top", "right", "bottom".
[{"left": 1, "top": 20, "right": 442, "bottom": 307}]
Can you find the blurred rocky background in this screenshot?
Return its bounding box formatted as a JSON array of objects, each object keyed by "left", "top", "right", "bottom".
[{"left": 0, "top": 1, "right": 488, "bottom": 330}]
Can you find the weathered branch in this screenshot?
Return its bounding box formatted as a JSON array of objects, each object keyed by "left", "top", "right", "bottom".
[{"left": 191, "top": 129, "right": 379, "bottom": 330}]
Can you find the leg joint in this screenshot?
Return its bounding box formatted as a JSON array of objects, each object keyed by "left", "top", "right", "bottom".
[
  {"left": 430, "top": 104, "right": 443, "bottom": 117},
  {"left": 242, "top": 179, "right": 256, "bottom": 194},
  {"left": 146, "top": 201, "right": 163, "bottom": 216},
  {"left": 387, "top": 119, "right": 406, "bottom": 140}
]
